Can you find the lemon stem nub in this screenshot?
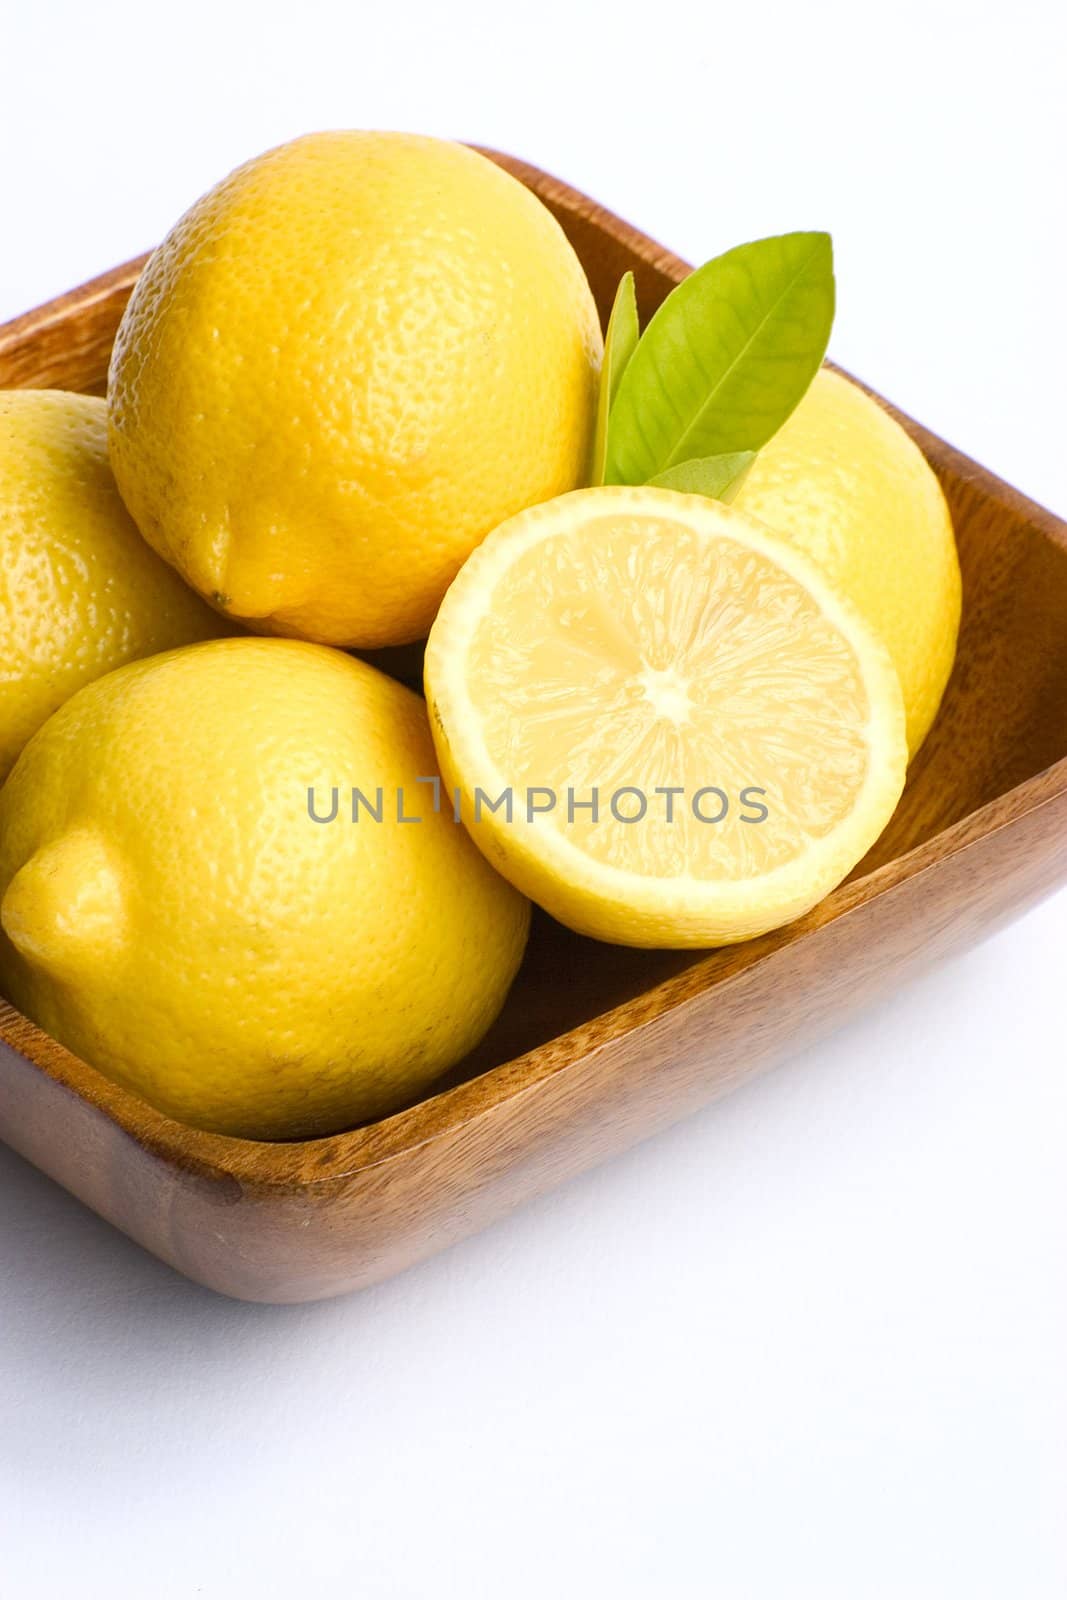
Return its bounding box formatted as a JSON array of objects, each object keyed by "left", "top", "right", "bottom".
[{"left": 1, "top": 832, "right": 127, "bottom": 977}]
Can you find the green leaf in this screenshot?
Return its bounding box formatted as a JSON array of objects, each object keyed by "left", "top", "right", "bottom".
[
  {"left": 591, "top": 271, "right": 640, "bottom": 485},
  {"left": 647, "top": 450, "right": 756, "bottom": 503},
  {"left": 604, "top": 232, "right": 834, "bottom": 485}
]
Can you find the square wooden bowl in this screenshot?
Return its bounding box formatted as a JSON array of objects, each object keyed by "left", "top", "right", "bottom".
[{"left": 2, "top": 153, "right": 1066, "bottom": 1303}]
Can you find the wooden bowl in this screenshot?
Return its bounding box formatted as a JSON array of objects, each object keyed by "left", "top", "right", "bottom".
[{"left": 2, "top": 153, "right": 1066, "bottom": 1304}]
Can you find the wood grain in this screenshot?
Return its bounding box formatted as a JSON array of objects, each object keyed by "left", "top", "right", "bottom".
[{"left": 1, "top": 152, "right": 1066, "bottom": 1302}]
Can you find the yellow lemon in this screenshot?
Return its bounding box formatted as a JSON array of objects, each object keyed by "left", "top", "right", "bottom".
[
  {"left": 0, "top": 389, "right": 223, "bottom": 785},
  {"left": 734, "top": 367, "right": 960, "bottom": 754},
  {"left": 0, "top": 638, "right": 529, "bottom": 1139},
  {"left": 424, "top": 487, "right": 907, "bottom": 949},
  {"left": 108, "top": 131, "right": 603, "bottom": 650}
]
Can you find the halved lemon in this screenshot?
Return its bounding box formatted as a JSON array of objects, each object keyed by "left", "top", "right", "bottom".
[{"left": 424, "top": 486, "right": 907, "bottom": 948}]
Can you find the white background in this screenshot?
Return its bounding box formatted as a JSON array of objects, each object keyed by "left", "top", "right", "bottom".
[{"left": 2, "top": 2, "right": 1066, "bottom": 1595}]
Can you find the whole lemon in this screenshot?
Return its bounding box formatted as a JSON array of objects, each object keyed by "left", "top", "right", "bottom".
[
  {"left": 0, "top": 389, "right": 224, "bottom": 785},
  {"left": 108, "top": 131, "right": 603, "bottom": 650},
  {"left": 0, "top": 638, "right": 530, "bottom": 1139},
  {"left": 734, "top": 368, "right": 961, "bottom": 755}
]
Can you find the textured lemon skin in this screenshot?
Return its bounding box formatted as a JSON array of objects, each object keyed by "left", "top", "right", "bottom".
[
  {"left": 0, "top": 638, "right": 530, "bottom": 1140},
  {"left": 425, "top": 487, "right": 907, "bottom": 950},
  {"left": 735, "top": 368, "right": 960, "bottom": 755},
  {"left": 108, "top": 131, "right": 603, "bottom": 650},
  {"left": 0, "top": 390, "right": 224, "bottom": 785}
]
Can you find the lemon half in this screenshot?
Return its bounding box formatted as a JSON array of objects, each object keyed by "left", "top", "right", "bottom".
[{"left": 425, "top": 487, "right": 907, "bottom": 948}]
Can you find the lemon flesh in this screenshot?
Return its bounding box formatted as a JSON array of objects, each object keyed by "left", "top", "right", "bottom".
[
  {"left": 0, "top": 638, "right": 530, "bottom": 1140},
  {"left": 425, "top": 487, "right": 907, "bottom": 948},
  {"left": 108, "top": 131, "right": 603, "bottom": 650},
  {"left": 735, "top": 368, "right": 960, "bottom": 755},
  {"left": 0, "top": 390, "right": 224, "bottom": 784}
]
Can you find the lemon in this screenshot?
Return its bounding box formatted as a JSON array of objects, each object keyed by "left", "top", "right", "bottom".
[
  {"left": 424, "top": 487, "right": 907, "bottom": 949},
  {"left": 0, "top": 638, "right": 529, "bottom": 1139},
  {"left": 734, "top": 368, "right": 960, "bottom": 754},
  {"left": 0, "top": 389, "right": 224, "bottom": 785},
  {"left": 107, "top": 131, "right": 603, "bottom": 650}
]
